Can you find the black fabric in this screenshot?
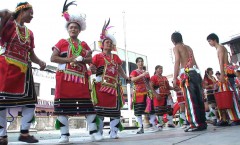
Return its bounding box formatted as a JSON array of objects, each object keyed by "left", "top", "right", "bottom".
[
  {"left": 20, "top": 129, "right": 29, "bottom": 134},
  {"left": 154, "top": 97, "right": 173, "bottom": 116},
  {"left": 133, "top": 95, "right": 155, "bottom": 116},
  {"left": 186, "top": 70, "right": 206, "bottom": 127},
  {"left": 54, "top": 98, "right": 95, "bottom": 116}
]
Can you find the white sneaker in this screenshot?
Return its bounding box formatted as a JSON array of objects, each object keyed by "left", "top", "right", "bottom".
[
  {"left": 148, "top": 125, "right": 160, "bottom": 132},
  {"left": 58, "top": 135, "right": 69, "bottom": 143},
  {"left": 91, "top": 131, "right": 103, "bottom": 141},
  {"left": 110, "top": 131, "right": 119, "bottom": 139}
]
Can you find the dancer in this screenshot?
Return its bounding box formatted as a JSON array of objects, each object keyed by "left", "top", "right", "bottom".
[
  {"left": 172, "top": 32, "right": 207, "bottom": 132},
  {"left": 150, "top": 65, "right": 175, "bottom": 129},
  {"left": 50, "top": 1, "right": 102, "bottom": 143},
  {"left": 207, "top": 33, "right": 240, "bottom": 126},
  {"left": 130, "top": 57, "right": 156, "bottom": 134},
  {"left": 0, "top": 2, "right": 46, "bottom": 144}
]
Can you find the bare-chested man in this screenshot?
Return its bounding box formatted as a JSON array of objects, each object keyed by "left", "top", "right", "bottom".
[
  {"left": 172, "top": 32, "right": 207, "bottom": 132},
  {"left": 207, "top": 33, "right": 240, "bottom": 126}
]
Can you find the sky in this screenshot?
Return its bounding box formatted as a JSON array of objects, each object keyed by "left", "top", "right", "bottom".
[{"left": 1, "top": 0, "right": 240, "bottom": 76}]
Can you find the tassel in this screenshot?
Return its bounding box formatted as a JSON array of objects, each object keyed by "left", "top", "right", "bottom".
[
  {"left": 55, "top": 119, "right": 61, "bottom": 130},
  {"left": 118, "top": 122, "right": 124, "bottom": 132},
  {"left": 91, "top": 81, "right": 98, "bottom": 105},
  {"left": 145, "top": 97, "right": 152, "bottom": 113}
]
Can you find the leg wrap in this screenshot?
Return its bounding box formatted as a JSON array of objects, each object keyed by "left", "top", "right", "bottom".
[
  {"left": 97, "top": 116, "right": 104, "bottom": 135},
  {"left": 57, "top": 116, "right": 69, "bottom": 136},
  {"left": 0, "top": 108, "right": 7, "bottom": 136},
  {"left": 180, "top": 112, "right": 187, "bottom": 125},
  {"left": 136, "top": 116, "right": 143, "bottom": 128},
  {"left": 86, "top": 114, "right": 98, "bottom": 135},
  {"left": 149, "top": 114, "right": 156, "bottom": 126},
  {"left": 167, "top": 115, "right": 173, "bottom": 124},
  {"left": 20, "top": 106, "right": 35, "bottom": 134},
  {"left": 110, "top": 118, "right": 120, "bottom": 136}
]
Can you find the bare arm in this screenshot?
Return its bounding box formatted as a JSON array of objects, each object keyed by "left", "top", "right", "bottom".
[
  {"left": 29, "top": 49, "right": 46, "bottom": 70},
  {"left": 0, "top": 9, "right": 12, "bottom": 35},
  {"left": 118, "top": 65, "right": 128, "bottom": 80},
  {"left": 218, "top": 47, "right": 225, "bottom": 82},
  {"left": 173, "top": 47, "right": 180, "bottom": 80}
]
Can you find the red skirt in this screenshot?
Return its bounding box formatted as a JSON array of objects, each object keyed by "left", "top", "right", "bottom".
[
  {"left": 94, "top": 82, "right": 117, "bottom": 108},
  {"left": 55, "top": 71, "right": 91, "bottom": 99}
]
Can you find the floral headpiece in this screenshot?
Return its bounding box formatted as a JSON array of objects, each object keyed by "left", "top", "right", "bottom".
[
  {"left": 15, "top": 3, "right": 32, "bottom": 12},
  {"left": 98, "top": 18, "right": 116, "bottom": 51},
  {"left": 62, "top": 0, "right": 86, "bottom": 31}
]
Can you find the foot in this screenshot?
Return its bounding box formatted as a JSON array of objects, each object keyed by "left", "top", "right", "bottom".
[
  {"left": 136, "top": 127, "right": 144, "bottom": 134},
  {"left": 148, "top": 125, "right": 160, "bottom": 132},
  {"left": 168, "top": 124, "right": 175, "bottom": 128},
  {"left": 58, "top": 135, "right": 69, "bottom": 143},
  {"left": 110, "top": 131, "right": 119, "bottom": 139},
  {"left": 230, "top": 121, "right": 240, "bottom": 126},
  {"left": 184, "top": 125, "right": 207, "bottom": 132},
  {"left": 91, "top": 131, "right": 103, "bottom": 141},
  {"left": 156, "top": 124, "right": 163, "bottom": 131},
  {"left": 217, "top": 121, "right": 229, "bottom": 127},
  {"left": 181, "top": 125, "right": 188, "bottom": 129},
  {"left": 18, "top": 135, "right": 39, "bottom": 143},
  {"left": 0, "top": 137, "right": 8, "bottom": 145}
]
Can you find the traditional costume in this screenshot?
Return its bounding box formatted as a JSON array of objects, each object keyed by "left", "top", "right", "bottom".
[
  {"left": 150, "top": 74, "right": 174, "bottom": 128},
  {"left": 0, "top": 3, "right": 37, "bottom": 138},
  {"left": 176, "top": 79, "right": 187, "bottom": 126},
  {"left": 130, "top": 69, "right": 155, "bottom": 133},
  {"left": 179, "top": 49, "right": 206, "bottom": 131},
  {"left": 216, "top": 65, "right": 240, "bottom": 124},
  {"left": 52, "top": 1, "right": 101, "bottom": 142},
  {"left": 91, "top": 19, "right": 124, "bottom": 139},
  {"left": 203, "top": 75, "right": 217, "bottom": 122}
]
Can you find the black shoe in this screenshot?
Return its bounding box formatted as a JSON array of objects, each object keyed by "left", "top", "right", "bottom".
[
  {"left": 136, "top": 128, "right": 144, "bottom": 134},
  {"left": 230, "top": 121, "right": 240, "bottom": 126},
  {"left": 184, "top": 125, "right": 207, "bottom": 132},
  {"left": 217, "top": 121, "right": 229, "bottom": 127},
  {"left": 18, "top": 135, "right": 39, "bottom": 143},
  {"left": 0, "top": 137, "right": 8, "bottom": 145}
]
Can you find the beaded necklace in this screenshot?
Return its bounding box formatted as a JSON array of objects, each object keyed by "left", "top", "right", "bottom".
[
  {"left": 14, "top": 20, "right": 30, "bottom": 44},
  {"left": 69, "top": 38, "right": 82, "bottom": 56}
]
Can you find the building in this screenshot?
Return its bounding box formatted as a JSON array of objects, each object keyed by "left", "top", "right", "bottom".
[{"left": 222, "top": 35, "right": 240, "bottom": 65}]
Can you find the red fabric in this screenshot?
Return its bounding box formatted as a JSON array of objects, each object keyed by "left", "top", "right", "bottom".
[
  {"left": 95, "top": 83, "right": 117, "bottom": 108},
  {"left": 55, "top": 71, "right": 90, "bottom": 99},
  {"left": 150, "top": 75, "right": 171, "bottom": 97},
  {"left": 173, "top": 102, "right": 180, "bottom": 116},
  {"left": 203, "top": 76, "right": 216, "bottom": 90},
  {"left": 153, "top": 97, "right": 165, "bottom": 107},
  {"left": 0, "top": 57, "right": 25, "bottom": 94},
  {"left": 0, "top": 19, "right": 34, "bottom": 94},
  {"left": 92, "top": 53, "right": 122, "bottom": 107},
  {"left": 130, "top": 69, "right": 150, "bottom": 103},
  {"left": 92, "top": 53, "right": 122, "bottom": 68}
]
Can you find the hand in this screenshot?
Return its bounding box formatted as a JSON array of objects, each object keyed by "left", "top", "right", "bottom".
[
  {"left": 68, "top": 56, "right": 77, "bottom": 63},
  {"left": 39, "top": 60, "right": 46, "bottom": 70},
  {"left": 141, "top": 71, "right": 149, "bottom": 77},
  {"left": 126, "top": 77, "right": 131, "bottom": 83},
  {"left": 75, "top": 56, "right": 83, "bottom": 62},
  {"left": 90, "top": 64, "right": 97, "bottom": 74},
  {"left": 172, "top": 79, "right": 177, "bottom": 89},
  {"left": 220, "top": 74, "right": 226, "bottom": 83}
]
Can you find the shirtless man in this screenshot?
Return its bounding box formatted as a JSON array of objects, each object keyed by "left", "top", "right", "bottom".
[
  {"left": 207, "top": 33, "right": 240, "bottom": 126},
  {"left": 172, "top": 32, "right": 207, "bottom": 132}
]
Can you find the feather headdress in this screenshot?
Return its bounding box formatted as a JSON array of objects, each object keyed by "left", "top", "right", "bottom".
[
  {"left": 62, "top": 0, "right": 86, "bottom": 31},
  {"left": 98, "top": 18, "right": 116, "bottom": 51}
]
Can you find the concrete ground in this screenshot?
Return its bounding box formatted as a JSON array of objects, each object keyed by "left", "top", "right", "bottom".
[{"left": 7, "top": 124, "right": 240, "bottom": 145}]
